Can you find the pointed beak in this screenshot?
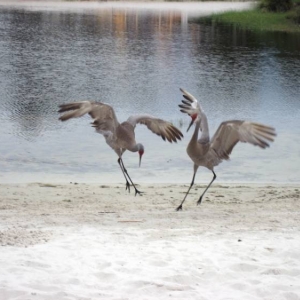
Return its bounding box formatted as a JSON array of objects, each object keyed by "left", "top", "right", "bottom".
[
  {"left": 187, "top": 119, "right": 194, "bottom": 132},
  {"left": 139, "top": 154, "right": 142, "bottom": 167}
]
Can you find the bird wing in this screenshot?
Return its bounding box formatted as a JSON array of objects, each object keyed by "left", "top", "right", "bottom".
[
  {"left": 126, "top": 114, "right": 183, "bottom": 143},
  {"left": 179, "top": 88, "right": 210, "bottom": 134},
  {"left": 178, "top": 88, "right": 202, "bottom": 116},
  {"left": 210, "top": 120, "right": 277, "bottom": 160},
  {"left": 58, "top": 101, "right": 119, "bottom": 134}
]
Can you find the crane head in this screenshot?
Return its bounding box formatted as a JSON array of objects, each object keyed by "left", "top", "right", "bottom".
[{"left": 187, "top": 113, "right": 198, "bottom": 132}]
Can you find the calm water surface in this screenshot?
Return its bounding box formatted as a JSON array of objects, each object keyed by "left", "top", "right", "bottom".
[{"left": 0, "top": 2, "right": 299, "bottom": 184}]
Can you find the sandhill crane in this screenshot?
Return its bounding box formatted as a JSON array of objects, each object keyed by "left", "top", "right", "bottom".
[
  {"left": 58, "top": 101, "right": 183, "bottom": 195},
  {"left": 176, "top": 88, "right": 276, "bottom": 211}
]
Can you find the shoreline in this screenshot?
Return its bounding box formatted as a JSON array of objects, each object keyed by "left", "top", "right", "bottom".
[{"left": 1, "top": 182, "right": 299, "bottom": 245}]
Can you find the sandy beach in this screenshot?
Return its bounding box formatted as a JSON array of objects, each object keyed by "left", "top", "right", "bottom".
[{"left": 0, "top": 182, "right": 299, "bottom": 299}]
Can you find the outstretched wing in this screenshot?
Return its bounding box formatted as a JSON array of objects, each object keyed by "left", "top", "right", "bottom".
[
  {"left": 58, "top": 101, "right": 119, "bottom": 134},
  {"left": 127, "top": 114, "right": 183, "bottom": 143},
  {"left": 179, "top": 88, "right": 209, "bottom": 134},
  {"left": 210, "top": 120, "right": 276, "bottom": 160},
  {"left": 178, "top": 88, "right": 202, "bottom": 116}
]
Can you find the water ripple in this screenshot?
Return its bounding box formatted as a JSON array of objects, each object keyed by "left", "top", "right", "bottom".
[{"left": 0, "top": 3, "right": 299, "bottom": 183}]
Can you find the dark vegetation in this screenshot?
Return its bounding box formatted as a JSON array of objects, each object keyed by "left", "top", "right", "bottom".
[
  {"left": 198, "top": 0, "right": 300, "bottom": 32},
  {"left": 259, "top": 0, "right": 293, "bottom": 12}
]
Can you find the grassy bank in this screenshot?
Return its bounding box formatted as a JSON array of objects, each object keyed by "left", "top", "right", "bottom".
[{"left": 199, "top": 8, "right": 300, "bottom": 33}]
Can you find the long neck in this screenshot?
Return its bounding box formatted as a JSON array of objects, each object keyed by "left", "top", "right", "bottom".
[
  {"left": 199, "top": 114, "right": 209, "bottom": 143},
  {"left": 191, "top": 113, "right": 209, "bottom": 144}
]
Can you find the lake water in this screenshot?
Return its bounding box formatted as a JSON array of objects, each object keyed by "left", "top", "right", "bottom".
[{"left": 0, "top": 1, "right": 299, "bottom": 185}]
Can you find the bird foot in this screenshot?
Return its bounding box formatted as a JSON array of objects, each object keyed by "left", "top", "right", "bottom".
[
  {"left": 197, "top": 198, "right": 203, "bottom": 206},
  {"left": 134, "top": 189, "right": 143, "bottom": 196},
  {"left": 125, "top": 182, "right": 131, "bottom": 193},
  {"left": 176, "top": 204, "right": 183, "bottom": 211}
]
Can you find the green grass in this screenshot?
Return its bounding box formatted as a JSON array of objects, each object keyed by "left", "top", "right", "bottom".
[{"left": 200, "top": 9, "right": 300, "bottom": 33}]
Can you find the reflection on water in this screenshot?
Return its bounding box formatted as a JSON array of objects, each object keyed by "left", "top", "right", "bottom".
[{"left": 0, "top": 2, "right": 299, "bottom": 184}]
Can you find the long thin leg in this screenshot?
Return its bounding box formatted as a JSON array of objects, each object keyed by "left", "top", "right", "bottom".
[
  {"left": 117, "top": 158, "right": 131, "bottom": 193},
  {"left": 176, "top": 170, "right": 197, "bottom": 211},
  {"left": 119, "top": 158, "right": 142, "bottom": 196},
  {"left": 197, "top": 170, "right": 216, "bottom": 205}
]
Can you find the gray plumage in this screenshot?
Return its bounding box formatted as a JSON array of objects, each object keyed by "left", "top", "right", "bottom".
[
  {"left": 176, "top": 88, "right": 276, "bottom": 210},
  {"left": 58, "top": 101, "right": 183, "bottom": 195}
]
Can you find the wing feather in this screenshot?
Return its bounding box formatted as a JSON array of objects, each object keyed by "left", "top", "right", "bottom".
[
  {"left": 58, "top": 101, "right": 119, "bottom": 133},
  {"left": 127, "top": 114, "right": 183, "bottom": 143},
  {"left": 210, "top": 120, "right": 276, "bottom": 160},
  {"left": 179, "top": 88, "right": 202, "bottom": 116}
]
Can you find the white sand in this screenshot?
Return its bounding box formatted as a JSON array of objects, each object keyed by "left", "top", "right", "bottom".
[{"left": 0, "top": 182, "right": 300, "bottom": 299}]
